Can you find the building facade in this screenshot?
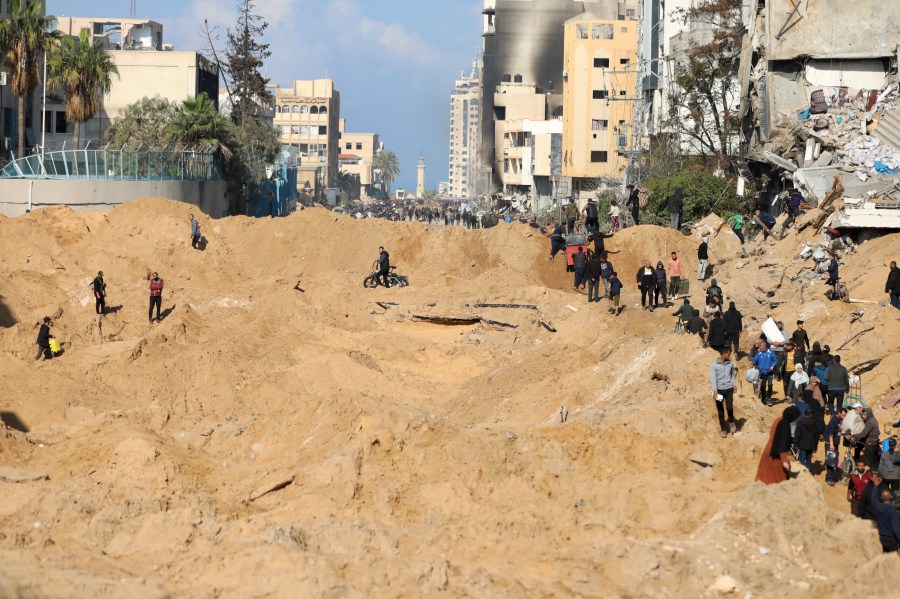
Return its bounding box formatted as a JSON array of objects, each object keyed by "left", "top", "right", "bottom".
[
  {"left": 272, "top": 79, "right": 341, "bottom": 196},
  {"left": 55, "top": 17, "right": 165, "bottom": 51},
  {"left": 562, "top": 13, "right": 638, "bottom": 188},
  {"left": 338, "top": 119, "right": 381, "bottom": 200},
  {"left": 448, "top": 61, "right": 481, "bottom": 198}
]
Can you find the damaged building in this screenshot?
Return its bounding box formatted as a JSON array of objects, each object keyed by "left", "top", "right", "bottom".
[{"left": 740, "top": 0, "right": 900, "bottom": 230}]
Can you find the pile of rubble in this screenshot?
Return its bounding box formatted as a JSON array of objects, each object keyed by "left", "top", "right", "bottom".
[{"left": 796, "top": 83, "right": 900, "bottom": 181}]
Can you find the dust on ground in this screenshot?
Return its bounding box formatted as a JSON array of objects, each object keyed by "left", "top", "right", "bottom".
[{"left": 1, "top": 198, "right": 899, "bottom": 598}]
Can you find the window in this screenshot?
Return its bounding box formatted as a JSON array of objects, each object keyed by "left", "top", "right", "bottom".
[
  {"left": 591, "top": 119, "right": 608, "bottom": 130},
  {"left": 44, "top": 111, "right": 53, "bottom": 133},
  {"left": 300, "top": 125, "right": 309, "bottom": 135},
  {"left": 620, "top": 90, "right": 627, "bottom": 96},
  {"left": 291, "top": 126, "right": 300, "bottom": 135},
  {"left": 592, "top": 90, "right": 608, "bottom": 100},
  {"left": 291, "top": 106, "right": 301, "bottom": 114},
  {"left": 275, "top": 105, "right": 282, "bottom": 114},
  {"left": 300, "top": 105, "right": 309, "bottom": 114},
  {"left": 55, "top": 111, "right": 67, "bottom": 134},
  {"left": 593, "top": 58, "right": 610, "bottom": 68},
  {"left": 319, "top": 106, "right": 327, "bottom": 115},
  {"left": 311, "top": 106, "right": 319, "bottom": 115},
  {"left": 576, "top": 24, "right": 588, "bottom": 39},
  {"left": 620, "top": 58, "right": 630, "bottom": 65},
  {"left": 626, "top": 9, "right": 635, "bottom": 18},
  {"left": 356, "top": 142, "right": 363, "bottom": 150},
  {"left": 345, "top": 142, "right": 352, "bottom": 150},
  {"left": 592, "top": 24, "right": 613, "bottom": 39},
  {"left": 621, "top": 27, "right": 628, "bottom": 33},
  {"left": 282, "top": 125, "right": 290, "bottom": 135},
  {"left": 281, "top": 105, "right": 289, "bottom": 113},
  {"left": 319, "top": 125, "right": 327, "bottom": 135},
  {"left": 619, "top": 120, "right": 626, "bottom": 127},
  {"left": 591, "top": 151, "right": 608, "bottom": 163}
]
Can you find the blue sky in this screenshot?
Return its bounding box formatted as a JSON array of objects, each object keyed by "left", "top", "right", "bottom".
[{"left": 48, "top": 0, "right": 484, "bottom": 190}]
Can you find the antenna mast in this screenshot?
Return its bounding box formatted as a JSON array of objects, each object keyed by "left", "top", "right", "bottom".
[{"left": 130, "top": 1, "right": 137, "bottom": 19}]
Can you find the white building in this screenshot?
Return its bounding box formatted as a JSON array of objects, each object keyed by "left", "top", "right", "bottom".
[{"left": 448, "top": 60, "right": 482, "bottom": 198}]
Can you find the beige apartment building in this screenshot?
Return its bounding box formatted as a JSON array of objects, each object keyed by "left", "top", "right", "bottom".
[
  {"left": 562, "top": 13, "right": 638, "bottom": 188},
  {"left": 492, "top": 81, "right": 548, "bottom": 194},
  {"left": 272, "top": 79, "right": 341, "bottom": 197},
  {"left": 448, "top": 62, "right": 481, "bottom": 198},
  {"left": 338, "top": 119, "right": 381, "bottom": 200}
]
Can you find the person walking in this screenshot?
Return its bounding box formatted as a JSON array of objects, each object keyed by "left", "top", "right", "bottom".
[
  {"left": 826, "top": 253, "right": 840, "bottom": 290},
  {"left": 754, "top": 209, "right": 777, "bottom": 240},
  {"left": 875, "top": 489, "right": 900, "bottom": 553},
  {"left": 653, "top": 261, "right": 668, "bottom": 307},
  {"left": 710, "top": 347, "right": 737, "bottom": 438},
  {"left": 707, "top": 312, "right": 728, "bottom": 353},
  {"left": 565, "top": 198, "right": 578, "bottom": 234},
  {"left": 755, "top": 406, "right": 801, "bottom": 484},
  {"left": 582, "top": 198, "right": 599, "bottom": 233},
  {"left": 636, "top": 261, "right": 656, "bottom": 311},
  {"left": 850, "top": 408, "right": 882, "bottom": 472},
  {"left": 752, "top": 340, "right": 779, "bottom": 406},
  {"left": 789, "top": 363, "right": 810, "bottom": 403},
  {"left": 667, "top": 187, "right": 684, "bottom": 230},
  {"left": 35, "top": 316, "right": 53, "bottom": 361},
  {"left": 609, "top": 202, "right": 621, "bottom": 233},
  {"left": 599, "top": 254, "right": 614, "bottom": 298},
  {"left": 625, "top": 185, "right": 640, "bottom": 226},
  {"left": 824, "top": 355, "right": 850, "bottom": 415},
  {"left": 885, "top": 261, "right": 900, "bottom": 309},
  {"left": 572, "top": 247, "right": 587, "bottom": 291},
  {"left": 726, "top": 213, "right": 748, "bottom": 244},
  {"left": 585, "top": 252, "right": 601, "bottom": 303},
  {"left": 607, "top": 271, "right": 623, "bottom": 315},
  {"left": 190, "top": 213, "right": 201, "bottom": 249},
  {"left": 666, "top": 251, "right": 684, "bottom": 297},
  {"left": 697, "top": 236, "right": 709, "bottom": 281},
  {"left": 722, "top": 301, "right": 743, "bottom": 356},
  {"left": 823, "top": 407, "right": 846, "bottom": 486},
  {"left": 782, "top": 189, "right": 804, "bottom": 232},
  {"left": 91, "top": 271, "right": 107, "bottom": 316},
  {"left": 149, "top": 272, "right": 164, "bottom": 324},
  {"left": 791, "top": 320, "right": 811, "bottom": 352},
  {"left": 795, "top": 409, "right": 820, "bottom": 471},
  {"left": 847, "top": 459, "right": 873, "bottom": 517},
  {"left": 879, "top": 438, "right": 900, "bottom": 492}
]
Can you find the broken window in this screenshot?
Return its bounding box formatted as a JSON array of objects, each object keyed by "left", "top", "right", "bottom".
[
  {"left": 592, "top": 90, "right": 608, "bottom": 100},
  {"left": 592, "top": 119, "right": 608, "bottom": 130},
  {"left": 592, "top": 24, "right": 613, "bottom": 39},
  {"left": 576, "top": 25, "right": 589, "bottom": 39}
]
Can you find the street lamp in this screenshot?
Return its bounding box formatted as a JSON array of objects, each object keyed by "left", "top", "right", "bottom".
[{"left": 40, "top": 19, "right": 58, "bottom": 173}]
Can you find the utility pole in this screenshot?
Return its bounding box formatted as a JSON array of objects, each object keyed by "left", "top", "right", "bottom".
[{"left": 130, "top": 1, "right": 137, "bottom": 19}]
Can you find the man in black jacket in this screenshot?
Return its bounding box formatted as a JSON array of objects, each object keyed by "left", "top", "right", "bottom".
[
  {"left": 791, "top": 320, "right": 810, "bottom": 352},
  {"left": 887, "top": 261, "right": 900, "bottom": 310},
  {"left": 707, "top": 312, "right": 728, "bottom": 352},
  {"left": 585, "top": 253, "right": 602, "bottom": 303},
  {"left": 572, "top": 247, "right": 587, "bottom": 290},
  {"left": 686, "top": 310, "right": 707, "bottom": 347},
  {"left": 698, "top": 237, "right": 709, "bottom": 281},
  {"left": 35, "top": 316, "right": 52, "bottom": 361},
  {"left": 859, "top": 471, "right": 889, "bottom": 522},
  {"left": 91, "top": 271, "right": 107, "bottom": 316},
  {"left": 667, "top": 188, "right": 684, "bottom": 230},
  {"left": 377, "top": 247, "right": 391, "bottom": 287},
  {"left": 722, "top": 301, "right": 743, "bottom": 356},
  {"left": 636, "top": 261, "right": 656, "bottom": 310},
  {"left": 625, "top": 185, "right": 640, "bottom": 225}
]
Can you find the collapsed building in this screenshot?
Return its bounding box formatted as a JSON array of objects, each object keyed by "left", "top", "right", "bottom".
[{"left": 739, "top": 0, "right": 900, "bottom": 230}]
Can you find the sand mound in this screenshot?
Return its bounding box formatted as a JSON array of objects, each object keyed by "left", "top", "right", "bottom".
[{"left": 1, "top": 199, "right": 899, "bottom": 596}]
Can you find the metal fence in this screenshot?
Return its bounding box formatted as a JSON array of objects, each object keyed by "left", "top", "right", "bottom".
[{"left": 0, "top": 143, "right": 221, "bottom": 181}]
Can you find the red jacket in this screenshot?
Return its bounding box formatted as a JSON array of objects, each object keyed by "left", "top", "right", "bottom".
[
  {"left": 150, "top": 278, "right": 164, "bottom": 297},
  {"left": 850, "top": 471, "right": 872, "bottom": 499}
]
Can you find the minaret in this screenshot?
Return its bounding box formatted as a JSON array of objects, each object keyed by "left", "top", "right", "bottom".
[{"left": 417, "top": 152, "right": 426, "bottom": 197}]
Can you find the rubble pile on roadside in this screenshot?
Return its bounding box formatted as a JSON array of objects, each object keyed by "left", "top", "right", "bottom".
[{"left": 795, "top": 83, "right": 900, "bottom": 181}]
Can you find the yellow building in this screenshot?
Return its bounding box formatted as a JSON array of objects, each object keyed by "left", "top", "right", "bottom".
[
  {"left": 272, "top": 79, "right": 341, "bottom": 196},
  {"left": 562, "top": 13, "right": 637, "bottom": 185},
  {"left": 338, "top": 119, "right": 381, "bottom": 199}
]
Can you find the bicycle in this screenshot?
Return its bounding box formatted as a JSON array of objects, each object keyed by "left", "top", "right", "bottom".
[{"left": 363, "top": 264, "right": 409, "bottom": 289}]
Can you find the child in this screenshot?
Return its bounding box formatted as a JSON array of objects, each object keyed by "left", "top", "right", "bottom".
[{"left": 608, "top": 271, "right": 623, "bottom": 315}]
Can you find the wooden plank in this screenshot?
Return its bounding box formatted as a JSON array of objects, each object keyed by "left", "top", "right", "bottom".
[{"left": 474, "top": 303, "right": 539, "bottom": 310}]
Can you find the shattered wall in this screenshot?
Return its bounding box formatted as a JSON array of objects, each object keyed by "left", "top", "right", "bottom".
[{"left": 767, "top": 0, "right": 900, "bottom": 60}]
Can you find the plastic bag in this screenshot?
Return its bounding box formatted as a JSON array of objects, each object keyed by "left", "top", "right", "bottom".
[
  {"left": 825, "top": 451, "right": 838, "bottom": 469},
  {"left": 746, "top": 367, "right": 760, "bottom": 384}
]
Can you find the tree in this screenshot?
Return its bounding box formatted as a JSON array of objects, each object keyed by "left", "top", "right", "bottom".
[
  {"left": 373, "top": 150, "right": 400, "bottom": 198},
  {"left": 105, "top": 96, "right": 178, "bottom": 147},
  {"left": 167, "top": 93, "right": 234, "bottom": 157},
  {"left": 0, "top": 0, "right": 59, "bottom": 156},
  {"left": 667, "top": 0, "right": 743, "bottom": 167},
  {"left": 223, "top": 0, "right": 272, "bottom": 128},
  {"left": 643, "top": 168, "right": 743, "bottom": 224},
  {"left": 421, "top": 189, "right": 438, "bottom": 202},
  {"left": 48, "top": 30, "right": 118, "bottom": 154}
]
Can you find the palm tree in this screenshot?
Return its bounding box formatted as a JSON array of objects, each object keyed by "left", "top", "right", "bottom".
[
  {"left": 0, "top": 0, "right": 59, "bottom": 156},
  {"left": 48, "top": 30, "right": 118, "bottom": 154},
  {"left": 167, "top": 93, "right": 234, "bottom": 158},
  {"left": 372, "top": 149, "right": 400, "bottom": 199}
]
